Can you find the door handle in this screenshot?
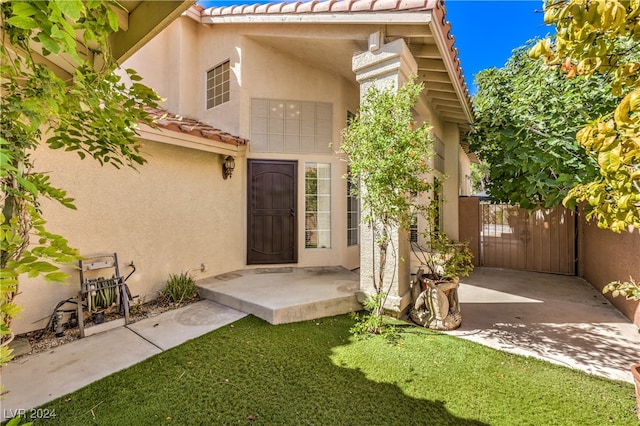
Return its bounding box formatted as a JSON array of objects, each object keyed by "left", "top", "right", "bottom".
[{"left": 290, "top": 209, "right": 295, "bottom": 217}]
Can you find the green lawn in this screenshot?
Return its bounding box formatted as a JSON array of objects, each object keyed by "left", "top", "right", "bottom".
[{"left": 26, "top": 315, "right": 637, "bottom": 425}]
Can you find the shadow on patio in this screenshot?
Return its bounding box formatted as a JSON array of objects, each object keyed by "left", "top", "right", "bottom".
[{"left": 447, "top": 267, "right": 640, "bottom": 383}]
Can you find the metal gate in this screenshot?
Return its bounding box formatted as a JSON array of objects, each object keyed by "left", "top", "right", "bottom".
[{"left": 480, "top": 202, "right": 576, "bottom": 275}]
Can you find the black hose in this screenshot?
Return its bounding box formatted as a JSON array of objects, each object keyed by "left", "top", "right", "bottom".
[
  {"left": 34, "top": 298, "right": 76, "bottom": 339},
  {"left": 124, "top": 263, "right": 136, "bottom": 282}
]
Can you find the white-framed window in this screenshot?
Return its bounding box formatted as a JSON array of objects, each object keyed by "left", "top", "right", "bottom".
[
  {"left": 410, "top": 217, "right": 418, "bottom": 243},
  {"left": 305, "top": 162, "right": 331, "bottom": 248},
  {"left": 206, "top": 60, "right": 230, "bottom": 109},
  {"left": 347, "top": 166, "right": 359, "bottom": 246},
  {"left": 251, "top": 99, "right": 333, "bottom": 153}
]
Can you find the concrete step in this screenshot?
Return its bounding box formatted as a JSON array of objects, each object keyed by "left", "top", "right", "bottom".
[{"left": 197, "top": 266, "right": 362, "bottom": 324}]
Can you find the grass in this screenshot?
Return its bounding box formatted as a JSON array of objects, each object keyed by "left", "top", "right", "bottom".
[{"left": 25, "top": 315, "right": 637, "bottom": 425}]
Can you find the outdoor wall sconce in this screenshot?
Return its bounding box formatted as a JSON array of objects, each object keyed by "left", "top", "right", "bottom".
[{"left": 223, "top": 155, "right": 235, "bottom": 179}]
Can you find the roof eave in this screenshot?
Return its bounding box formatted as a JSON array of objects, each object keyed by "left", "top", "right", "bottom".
[
  {"left": 200, "top": 11, "right": 432, "bottom": 25},
  {"left": 110, "top": 1, "right": 196, "bottom": 63},
  {"left": 198, "top": 7, "right": 473, "bottom": 125},
  {"left": 427, "top": 9, "right": 474, "bottom": 124}
]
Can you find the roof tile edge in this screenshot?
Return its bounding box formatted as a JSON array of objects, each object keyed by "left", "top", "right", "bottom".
[
  {"left": 145, "top": 107, "right": 248, "bottom": 146},
  {"left": 200, "top": 0, "right": 436, "bottom": 15}
]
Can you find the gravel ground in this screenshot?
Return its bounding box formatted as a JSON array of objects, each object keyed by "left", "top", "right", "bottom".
[{"left": 13, "top": 296, "right": 200, "bottom": 358}]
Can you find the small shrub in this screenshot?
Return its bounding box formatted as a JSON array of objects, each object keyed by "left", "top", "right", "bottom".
[
  {"left": 161, "top": 272, "right": 199, "bottom": 304},
  {"left": 350, "top": 311, "right": 382, "bottom": 336},
  {"left": 350, "top": 293, "right": 398, "bottom": 341},
  {"left": 603, "top": 277, "right": 639, "bottom": 301}
]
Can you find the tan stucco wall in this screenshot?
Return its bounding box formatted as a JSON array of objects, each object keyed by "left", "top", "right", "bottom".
[
  {"left": 13, "top": 139, "right": 246, "bottom": 334},
  {"left": 441, "top": 121, "right": 460, "bottom": 240},
  {"left": 458, "top": 146, "right": 472, "bottom": 196},
  {"left": 578, "top": 214, "right": 640, "bottom": 327},
  {"left": 239, "top": 35, "right": 360, "bottom": 269},
  {"left": 126, "top": 17, "right": 364, "bottom": 271},
  {"left": 121, "top": 18, "right": 189, "bottom": 115},
  {"left": 16, "top": 18, "right": 370, "bottom": 334},
  {"left": 17, "top": 17, "right": 474, "bottom": 332}
]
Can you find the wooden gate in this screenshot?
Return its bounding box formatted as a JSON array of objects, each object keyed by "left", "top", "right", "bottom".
[{"left": 479, "top": 202, "right": 576, "bottom": 275}]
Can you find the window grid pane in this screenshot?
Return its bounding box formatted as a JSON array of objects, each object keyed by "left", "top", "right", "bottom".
[
  {"left": 347, "top": 165, "right": 359, "bottom": 246},
  {"left": 206, "top": 60, "right": 230, "bottom": 109},
  {"left": 305, "top": 163, "right": 331, "bottom": 249},
  {"left": 251, "top": 99, "right": 332, "bottom": 153},
  {"left": 410, "top": 217, "right": 418, "bottom": 243}
]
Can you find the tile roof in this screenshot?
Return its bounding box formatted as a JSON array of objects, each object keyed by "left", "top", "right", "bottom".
[
  {"left": 197, "top": 0, "right": 472, "bottom": 122},
  {"left": 202, "top": 0, "right": 440, "bottom": 15},
  {"left": 145, "top": 107, "right": 248, "bottom": 146}
]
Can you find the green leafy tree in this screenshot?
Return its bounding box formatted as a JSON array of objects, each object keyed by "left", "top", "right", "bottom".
[
  {"left": 530, "top": 0, "right": 640, "bottom": 232},
  {"left": 0, "top": 1, "right": 161, "bottom": 365},
  {"left": 469, "top": 44, "right": 619, "bottom": 209},
  {"left": 470, "top": 161, "right": 490, "bottom": 194},
  {"left": 340, "top": 79, "right": 433, "bottom": 334}
]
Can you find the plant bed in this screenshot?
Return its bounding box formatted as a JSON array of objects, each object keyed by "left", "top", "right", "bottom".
[{"left": 12, "top": 296, "right": 201, "bottom": 359}]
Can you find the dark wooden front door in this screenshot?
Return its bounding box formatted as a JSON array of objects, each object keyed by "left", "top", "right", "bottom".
[{"left": 247, "top": 160, "right": 297, "bottom": 264}]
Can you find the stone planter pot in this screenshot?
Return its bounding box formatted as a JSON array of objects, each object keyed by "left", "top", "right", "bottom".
[
  {"left": 410, "top": 275, "right": 462, "bottom": 331},
  {"left": 632, "top": 363, "right": 640, "bottom": 419}
]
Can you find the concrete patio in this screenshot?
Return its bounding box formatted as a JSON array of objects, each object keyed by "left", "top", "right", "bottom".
[
  {"left": 449, "top": 267, "right": 640, "bottom": 384},
  {"left": 197, "top": 266, "right": 362, "bottom": 324}
]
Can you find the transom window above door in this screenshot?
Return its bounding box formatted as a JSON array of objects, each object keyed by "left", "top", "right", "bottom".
[{"left": 250, "top": 99, "right": 333, "bottom": 153}]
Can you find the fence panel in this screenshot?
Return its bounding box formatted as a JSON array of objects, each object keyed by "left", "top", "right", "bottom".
[{"left": 480, "top": 202, "right": 576, "bottom": 275}]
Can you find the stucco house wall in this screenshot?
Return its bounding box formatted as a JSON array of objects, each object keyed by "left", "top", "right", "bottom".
[
  {"left": 458, "top": 146, "right": 472, "bottom": 196},
  {"left": 107, "top": 15, "right": 367, "bottom": 271},
  {"left": 14, "top": 136, "right": 246, "bottom": 335},
  {"left": 14, "top": 2, "right": 476, "bottom": 333},
  {"left": 124, "top": 15, "right": 468, "bottom": 273}
]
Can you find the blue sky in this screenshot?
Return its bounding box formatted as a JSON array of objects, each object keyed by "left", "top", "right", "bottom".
[
  {"left": 446, "top": 1, "right": 552, "bottom": 93},
  {"left": 198, "top": 0, "right": 554, "bottom": 94}
]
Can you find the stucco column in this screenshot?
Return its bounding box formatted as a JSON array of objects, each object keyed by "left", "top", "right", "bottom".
[
  {"left": 442, "top": 121, "right": 460, "bottom": 239},
  {"left": 352, "top": 37, "right": 418, "bottom": 315}
]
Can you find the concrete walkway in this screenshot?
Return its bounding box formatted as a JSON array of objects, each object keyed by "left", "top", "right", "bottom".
[
  {"left": 1, "top": 267, "right": 638, "bottom": 421},
  {"left": 1, "top": 300, "right": 246, "bottom": 421}
]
